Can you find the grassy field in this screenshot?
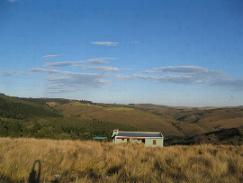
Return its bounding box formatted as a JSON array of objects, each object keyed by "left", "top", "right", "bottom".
[{"left": 0, "top": 137, "right": 242, "bottom": 183}]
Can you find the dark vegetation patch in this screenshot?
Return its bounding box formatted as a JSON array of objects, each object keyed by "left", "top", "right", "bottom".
[
  {"left": 0, "top": 95, "right": 60, "bottom": 120},
  {"left": 165, "top": 127, "right": 243, "bottom": 145},
  {"left": 174, "top": 112, "right": 203, "bottom": 123},
  {"left": 0, "top": 117, "right": 136, "bottom": 140}
]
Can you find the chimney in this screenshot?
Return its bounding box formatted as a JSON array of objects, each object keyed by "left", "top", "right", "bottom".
[{"left": 112, "top": 129, "right": 119, "bottom": 137}]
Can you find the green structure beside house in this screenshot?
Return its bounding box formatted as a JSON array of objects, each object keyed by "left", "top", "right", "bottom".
[
  {"left": 92, "top": 136, "right": 108, "bottom": 141},
  {"left": 112, "top": 129, "right": 164, "bottom": 147}
]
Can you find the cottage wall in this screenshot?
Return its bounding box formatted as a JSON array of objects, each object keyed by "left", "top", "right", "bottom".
[
  {"left": 113, "top": 137, "right": 163, "bottom": 147},
  {"left": 113, "top": 138, "right": 127, "bottom": 143},
  {"left": 145, "top": 138, "right": 163, "bottom": 147}
]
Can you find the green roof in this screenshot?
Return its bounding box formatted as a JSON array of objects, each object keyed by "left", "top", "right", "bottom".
[{"left": 93, "top": 136, "right": 108, "bottom": 140}]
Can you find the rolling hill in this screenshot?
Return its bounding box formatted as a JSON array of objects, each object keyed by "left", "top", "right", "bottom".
[{"left": 0, "top": 93, "right": 242, "bottom": 144}]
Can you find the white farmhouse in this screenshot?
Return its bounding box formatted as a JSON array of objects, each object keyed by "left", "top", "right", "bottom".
[{"left": 112, "top": 129, "right": 164, "bottom": 147}]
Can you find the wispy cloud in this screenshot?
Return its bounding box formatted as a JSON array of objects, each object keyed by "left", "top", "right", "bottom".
[
  {"left": 44, "top": 57, "right": 115, "bottom": 68},
  {"left": 0, "top": 71, "right": 18, "bottom": 77},
  {"left": 30, "top": 67, "right": 107, "bottom": 93},
  {"left": 30, "top": 67, "right": 60, "bottom": 74},
  {"left": 145, "top": 66, "right": 208, "bottom": 74},
  {"left": 47, "top": 71, "right": 106, "bottom": 93},
  {"left": 0, "top": 70, "right": 26, "bottom": 77},
  {"left": 212, "top": 79, "right": 243, "bottom": 90},
  {"left": 118, "top": 65, "right": 243, "bottom": 90},
  {"left": 30, "top": 63, "right": 243, "bottom": 94},
  {"left": 42, "top": 54, "right": 60, "bottom": 59},
  {"left": 30, "top": 57, "right": 119, "bottom": 93},
  {"left": 95, "top": 66, "right": 119, "bottom": 72},
  {"left": 45, "top": 61, "right": 83, "bottom": 68},
  {"left": 91, "top": 41, "right": 119, "bottom": 47},
  {"left": 86, "top": 57, "right": 115, "bottom": 64}
]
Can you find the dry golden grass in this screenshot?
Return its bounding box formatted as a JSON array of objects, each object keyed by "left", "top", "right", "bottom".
[{"left": 0, "top": 138, "right": 242, "bottom": 183}]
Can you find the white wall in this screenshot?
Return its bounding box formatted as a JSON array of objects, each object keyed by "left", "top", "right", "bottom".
[{"left": 113, "top": 137, "right": 163, "bottom": 147}]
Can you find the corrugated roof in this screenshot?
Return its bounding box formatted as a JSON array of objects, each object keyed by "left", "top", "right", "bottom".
[{"left": 116, "top": 131, "right": 163, "bottom": 138}]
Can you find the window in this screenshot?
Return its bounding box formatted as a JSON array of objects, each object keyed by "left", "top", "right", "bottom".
[{"left": 153, "top": 140, "right": 156, "bottom": 145}]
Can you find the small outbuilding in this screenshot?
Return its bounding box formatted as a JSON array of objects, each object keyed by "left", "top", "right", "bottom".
[
  {"left": 112, "top": 129, "right": 164, "bottom": 147},
  {"left": 92, "top": 136, "right": 108, "bottom": 141}
]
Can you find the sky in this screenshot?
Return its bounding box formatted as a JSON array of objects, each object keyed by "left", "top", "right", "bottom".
[{"left": 0, "top": 0, "right": 243, "bottom": 106}]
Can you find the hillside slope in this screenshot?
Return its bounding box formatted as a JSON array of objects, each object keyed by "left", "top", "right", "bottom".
[
  {"left": 0, "top": 94, "right": 60, "bottom": 119},
  {"left": 48, "top": 101, "right": 243, "bottom": 138},
  {"left": 0, "top": 93, "right": 243, "bottom": 143},
  {"left": 0, "top": 94, "right": 137, "bottom": 139},
  {"left": 133, "top": 104, "right": 243, "bottom": 137},
  {"left": 48, "top": 101, "right": 182, "bottom": 136}
]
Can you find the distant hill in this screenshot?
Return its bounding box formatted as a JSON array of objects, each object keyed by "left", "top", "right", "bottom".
[
  {"left": 0, "top": 94, "right": 60, "bottom": 119},
  {"left": 0, "top": 94, "right": 136, "bottom": 139},
  {"left": 0, "top": 93, "right": 242, "bottom": 144}
]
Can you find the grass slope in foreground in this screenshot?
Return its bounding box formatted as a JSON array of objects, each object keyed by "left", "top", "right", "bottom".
[{"left": 0, "top": 138, "right": 242, "bottom": 183}]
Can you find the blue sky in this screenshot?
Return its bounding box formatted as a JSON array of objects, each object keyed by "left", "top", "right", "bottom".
[{"left": 0, "top": 0, "right": 243, "bottom": 106}]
